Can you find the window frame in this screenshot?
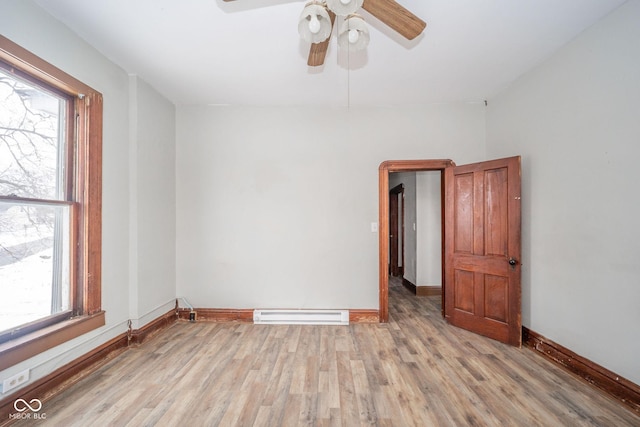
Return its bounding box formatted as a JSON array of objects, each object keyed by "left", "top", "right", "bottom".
[{"left": 0, "top": 35, "right": 104, "bottom": 371}]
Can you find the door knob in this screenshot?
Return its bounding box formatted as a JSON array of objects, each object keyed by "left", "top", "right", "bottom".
[{"left": 508, "top": 257, "right": 517, "bottom": 266}]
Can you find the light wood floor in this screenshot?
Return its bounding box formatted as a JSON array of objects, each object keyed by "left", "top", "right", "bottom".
[{"left": 14, "top": 279, "right": 640, "bottom": 426}]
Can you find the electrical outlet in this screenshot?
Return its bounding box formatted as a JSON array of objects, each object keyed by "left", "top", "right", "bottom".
[{"left": 2, "top": 369, "right": 29, "bottom": 393}]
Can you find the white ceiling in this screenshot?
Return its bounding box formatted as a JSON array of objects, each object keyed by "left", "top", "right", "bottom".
[{"left": 34, "top": 0, "right": 627, "bottom": 106}]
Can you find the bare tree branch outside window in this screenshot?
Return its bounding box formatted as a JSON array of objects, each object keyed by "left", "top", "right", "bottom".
[{"left": 0, "top": 68, "right": 70, "bottom": 333}]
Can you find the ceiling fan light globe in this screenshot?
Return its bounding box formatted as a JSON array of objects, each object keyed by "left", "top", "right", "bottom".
[
  {"left": 326, "top": 0, "right": 363, "bottom": 16},
  {"left": 348, "top": 28, "right": 359, "bottom": 44},
  {"left": 309, "top": 15, "right": 321, "bottom": 34},
  {"left": 298, "top": 2, "right": 332, "bottom": 44},
  {"left": 338, "top": 14, "right": 369, "bottom": 51}
]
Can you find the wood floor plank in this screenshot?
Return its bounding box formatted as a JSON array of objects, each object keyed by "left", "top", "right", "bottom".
[
  {"left": 298, "top": 392, "right": 317, "bottom": 426},
  {"left": 336, "top": 350, "right": 360, "bottom": 425},
  {"left": 350, "top": 359, "right": 378, "bottom": 425},
  {"left": 280, "top": 393, "right": 301, "bottom": 426},
  {"left": 12, "top": 278, "right": 640, "bottom": 426},
  {"left": 249, "top": 405, "right": 271, "bottom": 427}
]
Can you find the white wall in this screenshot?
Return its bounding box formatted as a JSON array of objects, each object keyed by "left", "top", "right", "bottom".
[
  {"left": 0, "top": 0, "right": 176, "bottom": 395},
  {"left": 176, "top": 105, "right": 485, "bottom": 310},
  {"left": 129, "top": 76, "right": 177, "bottom": 328},
  {"left": 416, "top": 171, "right": 442, "bottom": 287},
  {"left": 486, "top": 0, "right": 640, "bottom": 384}
]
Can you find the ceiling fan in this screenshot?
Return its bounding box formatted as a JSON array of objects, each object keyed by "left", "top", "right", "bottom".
[{"left": 223, "top": 0, "right": 426, "bottom": 66}]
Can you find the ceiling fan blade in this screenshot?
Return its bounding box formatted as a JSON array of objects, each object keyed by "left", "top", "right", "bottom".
[
  {"left": 308, "top": 38, "right": 331, "bottom": 66},
  {"left": 307, "top": 11, "right": 336, "bottom": 67},
  {"left": 362, "top": 0, "right": 426, "bottom": 40}
]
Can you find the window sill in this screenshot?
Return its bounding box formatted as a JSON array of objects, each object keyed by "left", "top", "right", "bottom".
[{"left": 0, "top": 311, "right": 105, "bottom": 371}]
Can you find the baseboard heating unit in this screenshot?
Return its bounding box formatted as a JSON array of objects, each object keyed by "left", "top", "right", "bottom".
[{"left": 253, "top": 309, "right": 349, "bottom": 325}]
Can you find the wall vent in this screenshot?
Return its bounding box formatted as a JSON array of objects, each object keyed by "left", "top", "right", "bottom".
[{"left": 253, "top": 309, "right": 349, "bottom": 325}]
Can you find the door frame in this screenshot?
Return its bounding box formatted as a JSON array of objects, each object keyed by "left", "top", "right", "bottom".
[{"left": 378, "top": 159, "right": 455, "bottom": 322}]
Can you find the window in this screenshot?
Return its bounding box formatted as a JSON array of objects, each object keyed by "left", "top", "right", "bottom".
[
  {"left": 0, "top": 65, "right": 74, "bottom": 337},
  {"left": 0, "top": 36, "right": 103, "bottom": 370}
]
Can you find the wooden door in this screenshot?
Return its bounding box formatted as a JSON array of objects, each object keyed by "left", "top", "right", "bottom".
[
  {"left": 389, "top": 184, "right": 405, "bottom": 277},
  {"left": 389, "top": 185, "right": 400, "bottom": 276},
  {"left": 444, "top": 156, "right": 521, "bottom": 346}
]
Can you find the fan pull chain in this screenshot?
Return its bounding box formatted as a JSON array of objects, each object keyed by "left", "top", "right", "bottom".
[{"left": 347, "top": 47, "right": 351, "bottom": 108}]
